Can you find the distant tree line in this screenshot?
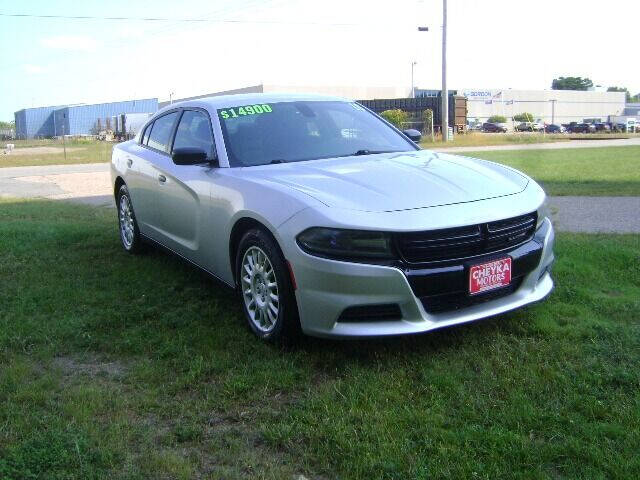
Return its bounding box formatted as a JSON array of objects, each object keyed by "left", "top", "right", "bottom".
[{"left": 552, "top": 76, "right": 639, "bottom": 101}]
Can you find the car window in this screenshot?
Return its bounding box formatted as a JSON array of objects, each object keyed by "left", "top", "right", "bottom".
[
  {"left": 173, "top": 110, "right": 214, "bottom": 157},
  {"left": 147, "top": 112, "right": 178, "bottom": 153},
  {"left": 142, "top": 122, "right": 152, "bottom": 145}
]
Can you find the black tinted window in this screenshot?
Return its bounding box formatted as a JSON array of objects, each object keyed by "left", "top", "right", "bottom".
[
  {"left": 173, "top": 110, "right": 214, "bottom": 157},
  {"left": 147, "top": 112, "right": 178, "bottom": 152}
]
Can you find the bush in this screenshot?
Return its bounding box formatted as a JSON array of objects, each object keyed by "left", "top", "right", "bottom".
[
  {"left": 513, "top": 112, "right": 534, "bottom": 122},
  {"left": 380, "top": 109, "right": 408, "bottom": 128},
  {"left": 487, "top": 115, "right": 507, "bottom": 124}
]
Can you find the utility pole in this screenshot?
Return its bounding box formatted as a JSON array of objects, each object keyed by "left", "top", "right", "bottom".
[
  {"left": 550, "top": 99, "right": 557, "bottom": 125},
  {"left": 62, "top": 122, "right": 67, "bottom": 163},
  {"left": 411, "top": 61, "right": 417, "bottom": 98},
  {"left": 441, "top": 0, "right": 448, "bottom": 142},
  {"left": 169, "top": 91, "right": 175, "bottom": 105}
]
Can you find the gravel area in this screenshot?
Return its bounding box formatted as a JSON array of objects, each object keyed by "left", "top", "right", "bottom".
[
  {"left": 0, "top": 163, "right": 112, "bottom": 207},
  {"left": 548, "top": 196, "right": 640, "bottom": 233}
]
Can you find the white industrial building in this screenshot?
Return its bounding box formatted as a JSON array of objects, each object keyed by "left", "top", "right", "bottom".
[{"left": 458, "top": 88, "right": 627, "bottom": 126}]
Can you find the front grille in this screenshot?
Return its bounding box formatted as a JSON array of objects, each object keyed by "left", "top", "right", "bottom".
[
  {"left": 396, "top": 212, "right": 537, "bottom": 264},
  {"left": 337, "top": 304, "right": 402, "bottom": 322},
  {"left": 420, "top": 277, "right": 524, "bottom": 314}
]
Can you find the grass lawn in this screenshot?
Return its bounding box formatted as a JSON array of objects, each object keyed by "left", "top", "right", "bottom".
[
  {"left": 1, "top": 199, "right": 639, "bottom": 479},
  {"left": 1, "top": 139, "right": 113, "bottom": 168},
  {"left": 420, "top": 132, "right": 639, "bottom": 150},
  {"left": 460, "top": 145, "right": 640, "bottom": 196}
]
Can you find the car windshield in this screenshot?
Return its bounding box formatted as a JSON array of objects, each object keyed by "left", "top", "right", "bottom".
[{"left": 217, "top": 101, "right": 417, "bottom": 167}]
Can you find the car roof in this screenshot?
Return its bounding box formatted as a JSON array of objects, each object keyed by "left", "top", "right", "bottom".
[{"left": 157, "top": 92, "right": 352, "bottom": 114}]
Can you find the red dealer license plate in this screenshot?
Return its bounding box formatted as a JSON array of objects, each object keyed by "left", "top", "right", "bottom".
[{"left": 469, "top": 257, "right": 512, "bottom": 295}]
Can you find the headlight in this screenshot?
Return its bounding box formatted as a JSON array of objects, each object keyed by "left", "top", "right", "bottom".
[
  {"left": 297, "top": 228, "right": 395, "bottom": 260},
  {"left": 536, "top": 197, "right": 551, "bottom": 229}
]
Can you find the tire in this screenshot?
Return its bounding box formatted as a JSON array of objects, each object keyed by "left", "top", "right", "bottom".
[
  {"left": 116, "top": 184, "right": 144, "bottom": 254},
  {"left": 236, "top": 228, "right": 300, "bottom": 343}
]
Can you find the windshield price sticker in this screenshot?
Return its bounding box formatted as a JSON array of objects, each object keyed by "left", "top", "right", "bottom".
[{"left": 219, "top": 104, "right": 273, "bottom": 119}]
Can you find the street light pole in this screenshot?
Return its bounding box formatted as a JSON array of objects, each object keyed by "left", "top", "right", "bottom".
[
  {"left": 411, "top": 61, "right": 417, "bottom": 98},
  {"left": 441, "top": 0, "right": 448, "bottom": 142}
]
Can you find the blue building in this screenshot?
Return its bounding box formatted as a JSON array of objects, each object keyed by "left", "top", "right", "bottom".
[
  {"left": 14, "top": 98, "right": 158, "bottom": 138},
  {"left": 14, "top": 105, "right": 67, "bottom": 139},
  {"left": 53, "top": 99, "right": 157, "bottom": 136}
]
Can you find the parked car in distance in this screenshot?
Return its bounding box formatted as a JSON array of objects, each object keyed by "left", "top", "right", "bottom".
[
  {"left": 515, "top": 122, "right": 543, "bottom": 132},
  {"left": 567, "top": 123, "right": 596, "bottom": 133},
  {"left": 111, "top": 93, "right": 554, "bottom": 342},
  {"left": 544, "top": 124, "right": 566, "bottom": 134},
  {"left": 594, "top": 122, "right": 611, "bottom": 132},
  {"left": 482, "top": 122, "right": 508, "bottom": 133}
]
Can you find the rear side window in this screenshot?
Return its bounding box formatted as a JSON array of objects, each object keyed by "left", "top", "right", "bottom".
[
  {"left": 142, "top": 123, "right": 152, "bottom": 145},
  {"left": 173, "top": 110, "right": 215, "bottom": 157},
  {"left": 147, "top": 112, "right": 179, "bottom": 153}
]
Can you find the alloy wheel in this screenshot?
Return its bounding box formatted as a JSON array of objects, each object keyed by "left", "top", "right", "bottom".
[
  {"left": 241, "top": 246, "right": 280, "bottom": 333},
  {"left": 119, "top": 194, "right": 135, "bottom": 249}
]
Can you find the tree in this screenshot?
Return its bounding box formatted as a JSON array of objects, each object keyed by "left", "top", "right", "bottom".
[
  {"left": 487, "top": 115, "right": 507, "bottom": 124},
  {"left": 607, "top": 86, "right": 632, "bottom": 102},
  {"left": 0, "top": 120, "right": 14, "bottom": 130},
  {"left": 513, "top": 112, "right": 534, "bottom": 122},
  {"left": 551, "top": 76, "right": 593, "bottom": 91},
  {"left": 380, "top": 109, "right": 408, "bottom": 128}
]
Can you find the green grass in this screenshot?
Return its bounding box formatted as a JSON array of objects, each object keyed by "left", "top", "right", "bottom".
[
  {"left": 460, "top": 145, "right": 640, "bottom": 196},
  {"left": 1, "top": 199, "right": 639, "bottom": 479},
  {"left": 1, "top": 139, "right": 113, "bottom": 168}
]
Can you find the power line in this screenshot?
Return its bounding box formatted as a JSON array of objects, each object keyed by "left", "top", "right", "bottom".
[{"left": 0, "top": 11, "right": 360, "bottom": 26}]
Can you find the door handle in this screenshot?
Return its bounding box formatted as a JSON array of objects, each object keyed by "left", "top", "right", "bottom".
[
  {"left": 158, "top": 174, "right": 167, "bottom": 183},
  {"left": 126, "top": 158, "right": 133, "bottom": 168}
]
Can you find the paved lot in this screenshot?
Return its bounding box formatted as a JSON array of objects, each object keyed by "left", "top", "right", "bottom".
[
  {"left": 1, "top": 162, "right": 639, "bottom": 233},
  {"left": 548, "top": 196, "right": 640, "bottom": 233},
  {"left": 433, "top": 137, "right": 640, "bottom": 153},
  {"left": 0, "top": 163, "right": 112, "bottom": 207}
]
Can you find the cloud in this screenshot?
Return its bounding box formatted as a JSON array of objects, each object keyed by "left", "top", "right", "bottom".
[
  {"left": 23, "top": 64, "right": 45, "bottom": 75},
  {"left": 40, "top": 35, "right": 98, "bottom": 52}
]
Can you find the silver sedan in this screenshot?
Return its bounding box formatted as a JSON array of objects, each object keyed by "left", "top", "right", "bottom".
[{"left": 111, "top": 93, "right": 554, "bottom": 342}]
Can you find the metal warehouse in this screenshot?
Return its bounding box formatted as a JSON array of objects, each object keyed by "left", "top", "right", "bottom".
[
  {"left": 14, "top": 98, "right": 158, "bottom": 138},
  {"left": 14, "top": 105, "right": 66, "bottom": 139}
]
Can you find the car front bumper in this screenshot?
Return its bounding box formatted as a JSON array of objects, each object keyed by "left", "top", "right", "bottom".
[{"left": 288, "top": 218, "right": 555, "bottom": 338}]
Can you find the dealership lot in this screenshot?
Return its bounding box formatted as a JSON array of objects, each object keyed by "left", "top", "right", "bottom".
[
  {"left": 1, "top": 199, "right": 638, "bottom": 479},
  {"left": 1, "top": 140, "right": 639, "bottom": 478}
]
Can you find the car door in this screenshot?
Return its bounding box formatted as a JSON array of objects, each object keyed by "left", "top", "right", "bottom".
[
  {"left": 134, "top": 110, "right": 181, "bottom": 239},
  {"left": 154, "top": 108, "right": 217, "bottom": 265}
]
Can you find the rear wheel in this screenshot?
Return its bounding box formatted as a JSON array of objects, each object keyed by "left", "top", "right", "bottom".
[
  {"left": 116, "top": 184, "right": 144, "bottom": 254},
  {"left": 236, "top": 228, "right": 300, "bottom": 342}
]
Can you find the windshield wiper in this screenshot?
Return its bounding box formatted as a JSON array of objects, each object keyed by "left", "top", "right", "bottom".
[
  {"left": 268, "top": 159, "right": 287, "bottom": 164},
  {"left": 352, "top": 149, "right": 395, "bottom": 156}
]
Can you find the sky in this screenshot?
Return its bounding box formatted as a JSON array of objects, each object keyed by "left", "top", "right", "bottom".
[{"left": 1, "top": 0, "right": 639, "bottom": 120}]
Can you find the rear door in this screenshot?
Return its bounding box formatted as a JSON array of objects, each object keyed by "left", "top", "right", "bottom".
[{"left": 136, "top": 110, "right": 180, "bottom": 239}]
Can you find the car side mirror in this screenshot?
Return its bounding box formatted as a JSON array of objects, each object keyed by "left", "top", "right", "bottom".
[
  {"left": 402, "top": 129, "right": 422, "bottom": 143},
  {"left": 172, "top": 147, "right": 208, "bottom": 165}
]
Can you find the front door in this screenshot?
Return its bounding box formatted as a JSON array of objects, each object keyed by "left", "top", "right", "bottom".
[{"left": 154, "top": 109, "right": 217, "bottom": 266}]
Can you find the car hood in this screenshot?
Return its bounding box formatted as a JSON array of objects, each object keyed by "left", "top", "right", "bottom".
[{"left": 246, "top": 150, "right": 529, "bottom": 212}]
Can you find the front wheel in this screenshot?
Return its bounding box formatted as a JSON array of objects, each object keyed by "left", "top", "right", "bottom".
[
  {"left": 116, "top": 184, "right": 144, "bottom": 254},
  {"left": 236, "top": 228, "right": 300, "bottom": 342}
]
